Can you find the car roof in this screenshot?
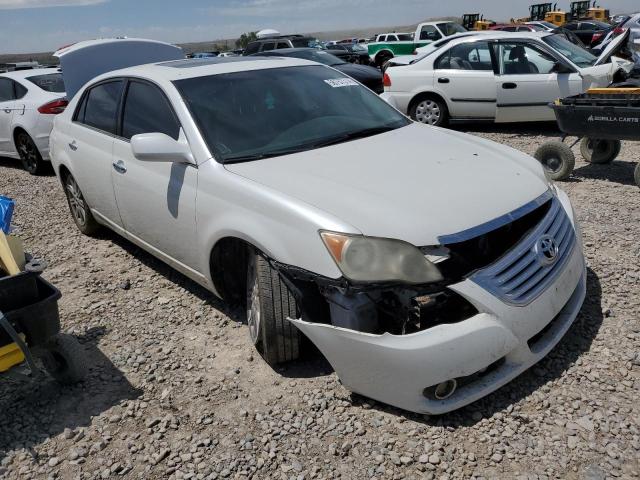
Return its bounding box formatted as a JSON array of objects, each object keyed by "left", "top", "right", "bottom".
[
  {"left": 0, "top": 67, "right": 60, "bottom": 80},
  {"left": 89, "top": 56, "right": 319, "bottom": 84}
]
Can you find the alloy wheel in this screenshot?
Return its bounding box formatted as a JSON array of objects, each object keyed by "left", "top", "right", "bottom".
[
  {"left": 65, "top": 176, "right": 88, "bottom": 227},
  {"left": 17, "top": 133, "right": 39, "bottom": 173},
  {"left": 415, "top": 100, "right": 441, "bottom": 125},
  {"left": 246, "top": 256, "right": 261, "bottom": 345}
]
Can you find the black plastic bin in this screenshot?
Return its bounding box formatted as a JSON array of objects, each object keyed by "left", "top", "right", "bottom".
[
  {"left": 0, "top": 272, "right": 61, "bottom": 348},
  {"left": 551, "top": 92, "right": 640, "bottom": 141}
]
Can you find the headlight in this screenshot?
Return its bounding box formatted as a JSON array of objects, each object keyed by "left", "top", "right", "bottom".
[{"left": 320, "top": 232, "right": 443, "bottom": 284}]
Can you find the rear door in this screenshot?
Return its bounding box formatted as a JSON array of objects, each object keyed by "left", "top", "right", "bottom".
[
  {"left": 0, "top": 77, "right": 16, "bottom": 153},
  {"left": 431, "top": 41, "right": 497, "bottom": 120},
  {"left": 66, "top": 79, "right": 124, "bottom": 226},
  {"left": 111, "top": 79, "right": 199, "bottom": 269},
  {"left": 494, "top": 40, "right": 583, "bottom": 122}
]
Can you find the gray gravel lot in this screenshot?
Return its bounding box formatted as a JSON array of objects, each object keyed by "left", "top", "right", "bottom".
[{"left": 0, "top": 123, "right": 639, "bottom": 480}]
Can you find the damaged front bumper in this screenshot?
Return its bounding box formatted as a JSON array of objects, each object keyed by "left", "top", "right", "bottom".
[{"left": 290, "top": 236, "right": 586, "bottom": 415}]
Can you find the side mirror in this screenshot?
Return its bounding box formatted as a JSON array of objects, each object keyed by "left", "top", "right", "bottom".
[
  {"left": 130, "top": 132, "right": 195, "bottom": 165},
  {"left": 551, "top": 61, "right": 574, "bottom": 74}
]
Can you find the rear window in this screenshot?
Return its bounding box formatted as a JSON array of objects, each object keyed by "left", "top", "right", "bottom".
[{"left": 26, "top": 73, "right": 65, "bottom": 93}]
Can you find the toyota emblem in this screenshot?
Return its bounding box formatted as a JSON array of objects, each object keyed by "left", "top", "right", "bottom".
[{"left": 535, "top": 235, "right": 559, "bottom": 266}]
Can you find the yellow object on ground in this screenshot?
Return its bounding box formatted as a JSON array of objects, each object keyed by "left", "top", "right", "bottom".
[
  {"left": 587, "top": 88, "right": 640, "bottom": 95},
  {"left": 0, "top": 341, "right": 24, "bottom": 372},
  {"left": 0, "top": 231, "right": 20, "bottom": 275}
]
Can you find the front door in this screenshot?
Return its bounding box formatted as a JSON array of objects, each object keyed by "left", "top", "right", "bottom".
[
  {"left": 0, "top": 78, "right": 16, "bottom": 153},
  {"left": 66, "top": 79, "right": 124, "bottom": 226},
  {"left": 494, "top": 41, "right": 583, "bottom": 123},
  {"left": 431, "top": 40, "right": 497, "bottom": 120},
  {"left": 111, "top": 79, "right": 199, "bottom": 269}
]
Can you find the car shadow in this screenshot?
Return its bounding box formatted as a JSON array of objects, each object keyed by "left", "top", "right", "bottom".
[
  {"left": 0, "top": 156, "right": 55, "bottom": 176},
  {"left": 0, "top": 326, "right": 142, "bottom": 460},
  {"left": 572, "top": 160, "right": 639, "bottom": 187},
  {"left": 346, "top": 267, "right": 604, "bottom": 426}
]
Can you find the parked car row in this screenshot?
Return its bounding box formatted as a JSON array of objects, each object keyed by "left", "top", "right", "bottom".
[{"left": 37, "top": 38, "right": 587, "bottom": 415}]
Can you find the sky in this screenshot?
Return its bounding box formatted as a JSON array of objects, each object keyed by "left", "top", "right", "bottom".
[{"left": 0, "top": 0, "right": 637, "bottom": 53}]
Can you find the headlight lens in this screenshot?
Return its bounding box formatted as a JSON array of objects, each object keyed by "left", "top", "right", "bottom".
[{"left": 320, "top": 232, "right": 443, "bottom": 284}]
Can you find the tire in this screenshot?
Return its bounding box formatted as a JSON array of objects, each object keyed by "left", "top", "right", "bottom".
[
  {"left": 534, "top": 141, "right": 575, "bottom": 181},
  {"left": 409, "top": 96, "right": 449, "bottom": 127},
  {"left": 246, "top": 252, "right": 300, "bottom": 366},
  {"left": 375, "top": 51, "right": 392, "bottom": 68},
  {"left": 579, "top": 138, "right": 621, "bottom": 164},
  {"left": 62, "top": 172, "right": 100, "bottom": 235},
  {"left": 39, "top": 334, "right": 87, "bottom": 384},
  {"left": 634, "top": 163, "right": 640, "bottom": 188},
  {"left": 15, "top": 131, "right": 45, "bottom": 175}
]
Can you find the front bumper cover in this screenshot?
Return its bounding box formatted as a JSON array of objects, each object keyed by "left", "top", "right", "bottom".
[{"left": 290, "top": 237, "right": 586, "bottom": 414}]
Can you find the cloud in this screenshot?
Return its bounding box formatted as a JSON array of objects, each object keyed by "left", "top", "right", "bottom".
[{"left": 0, "top": 0, "right": 107, "bottom": 9}]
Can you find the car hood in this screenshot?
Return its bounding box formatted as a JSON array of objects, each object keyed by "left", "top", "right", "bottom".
[
  {"left": 334, "top": 63, "right": 382, "bottom": 81},
  {"left": 225, "top": 124, "right": 549, "bottom": 246}
]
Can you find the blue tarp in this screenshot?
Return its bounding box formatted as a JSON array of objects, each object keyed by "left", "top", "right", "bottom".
[{"left": 0, "top": 196, "right": 15, "bottom": 234}]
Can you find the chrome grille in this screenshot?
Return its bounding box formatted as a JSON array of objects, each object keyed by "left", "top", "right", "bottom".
[{"left": 471, "top": 197, "right": 575, "bottom": 306}]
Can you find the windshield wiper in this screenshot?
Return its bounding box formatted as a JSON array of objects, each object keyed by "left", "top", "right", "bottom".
[
  {"left": 223, "top": 146, "right": 312, "bottom": 164},
  {"left": 310, "top": 125, "right": 399, "bottom": 148}
]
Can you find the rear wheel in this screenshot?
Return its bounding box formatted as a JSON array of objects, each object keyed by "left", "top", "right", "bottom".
[
  {"left": 375, "top": 51, "right": 393, "bottom": 68},
  {"left": 534, "top": 141, "right": 575, "bottom": 181},
  {"left": 579, "top": 138, "right": 621, "bottom": 164},
  {"left": 409, "top": 96, "right": 448, "bottom": 127},
  {"left": 62, "top": 172, "right": 100, "bottom": 235},
  {"left": 15, "top": 131, "right": 44, "bottom": 175},
  {"left": 246, "top": 251, "right": 300, "bottom": 366}
]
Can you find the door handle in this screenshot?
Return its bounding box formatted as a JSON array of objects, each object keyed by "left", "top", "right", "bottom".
[
  {"left": 502, "top": 82, "right": 518, "bottom": 89},
  {"left": 3, "top": 109, "right": 11, "bottom": 114},
  {"left": 68, "top": 141, "right": 77, "bottom": 151},
  {"left": 438, "top": 77, "right": 450, "bottom": 83},
  {"left": 112, "top": 160, "right": 127, "bottom": 174}
]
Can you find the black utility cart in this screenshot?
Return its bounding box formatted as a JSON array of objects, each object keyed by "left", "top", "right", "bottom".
[{"left": 534, "top": 88, "right": 640, "bottom": 187}]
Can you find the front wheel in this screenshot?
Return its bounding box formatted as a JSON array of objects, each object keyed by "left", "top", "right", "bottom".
[
  {"left": 63, "top": 173, "right": 100, "bottom": 235},
  {"left": 534, "top": 141, "right": 575, "bottom": 181},
  {"left": 409, "top": 97, "right": 448, "bottom": 127},
  {"left": 246, "top": 252, "right": 300, "bottom": 366},
  {"left": 579, "top": 138, "right": 621, "bottom": 164},
  {"left": 15, "top": 131, "right": 45, "bottom": 175}
]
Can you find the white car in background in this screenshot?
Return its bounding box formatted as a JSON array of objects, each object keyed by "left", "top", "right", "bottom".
[
  {"left": 382, "top": 31, "right": 632, "bottom": 125},
  {"left": 50, "top": 38, "right": 586, "bottom": 414},
  {"left": 0, "top": 68, "right": 67, "bottom": 174}
]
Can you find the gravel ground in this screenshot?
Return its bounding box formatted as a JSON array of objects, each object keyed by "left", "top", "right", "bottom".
[{"left": 0, "top": 124, "right": 639, "bottom": 480}]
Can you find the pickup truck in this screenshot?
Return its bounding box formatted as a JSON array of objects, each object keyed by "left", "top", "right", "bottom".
[{"left": 367, "top": 21, "right": 467, "bottom": 66}]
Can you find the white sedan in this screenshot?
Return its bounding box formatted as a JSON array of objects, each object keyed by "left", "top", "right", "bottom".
[
  {"left": 50, "top": 39, "right": 585, "bottom": 414},
  {"left": 381, "top": 31, "right": 632, "bottom": 125},
  {"left": 0, "top": 68, "right": 67, "bottom": 174}
]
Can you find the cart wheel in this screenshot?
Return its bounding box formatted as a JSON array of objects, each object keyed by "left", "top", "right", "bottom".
[
  {"left": 534, "top": 141, "right": 575, "bottom": 181},
  {"left": 39, "top": 334, "right": 87, "bottom": 384},
  {"left": 580, "top": 138, "right": 621, "bottom": 164},
  {"left": 635, "top": 163, "right": 640, "bottom": 188}
]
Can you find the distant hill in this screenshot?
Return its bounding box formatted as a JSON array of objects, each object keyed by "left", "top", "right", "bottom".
[{"left": 0, "top": 17, "right": 461, "bottom": 63}]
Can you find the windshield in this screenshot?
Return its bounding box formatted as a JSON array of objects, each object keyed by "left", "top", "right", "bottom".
[
  {"left": 26, "top": 73, "right": 65, "bottom": 93},
  {"left": 397, "top": 34, "right": 414, "bottom": 41},
  {"left": 277, "top": 49, "right": 345, "bottom": 66},
  {"left": 543, "top": 34, "right": 597, "bottom": 68},
  {"left": 174, "top": 66, "right": 409, "bottom": 164},
  {"left": 437, "top": 23, "right": 467, "bottom": 36}
]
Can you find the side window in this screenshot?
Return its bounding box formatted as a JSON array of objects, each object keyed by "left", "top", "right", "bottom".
[
  {"left": 261, "top": 42, "right": 276, "bottom": 51},
  {"left": 122, "top": 81, "right": 180, "bottom": 140},
  {"left": 14, "top": 82, "right": 27, "bottom": 99},
  {"left": 419, "top": 25, "right": 442, "bottom": 41},
  {"left": 80, "top": 80, "right": 123, "bottom": 134},
  {"left": 244, "top": 42, "right": 260, "bottom": 55},
  {"left": 276, "top": 42, "right": 290, "bottom": 49},
  {"left": 389, "top": 35, "right": 398, "bottom": 42},
  {"left": 499, "top": 43, "right": 557, "bottom": 75},
  {"left": 435, "top": 42, "right": 493, "bottom": 70},
  {"left": 0, "top": 78, "right": 14, "bottom": 102},
  {"left": 517, "top": 26, "right": 531, "bottom": 32}
]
